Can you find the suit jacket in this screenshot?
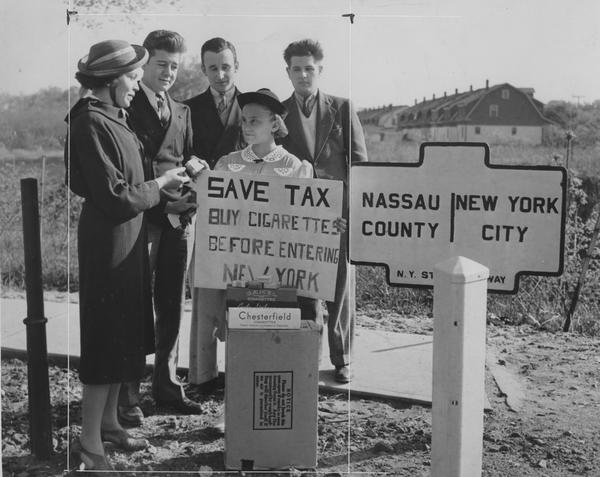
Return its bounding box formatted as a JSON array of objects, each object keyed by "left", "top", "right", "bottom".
[
  {"left": 184, "top": 87, "right": 244, "bottom": 169},
  {"left": 281, "top": 91, "right": 368, "bottom": 190},
  {"left": 128, "top": 88, "right": 194, "bottom": 225}
]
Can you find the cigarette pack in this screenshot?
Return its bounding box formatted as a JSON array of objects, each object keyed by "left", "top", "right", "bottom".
[{"left": 225, "top": 285, "right": 297, "bottom": 308}]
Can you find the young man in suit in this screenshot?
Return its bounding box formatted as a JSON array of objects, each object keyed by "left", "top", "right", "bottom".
[
  {"left": 184, "top": 37, "right": 245, "bottom": 386},
  {"left": 184, "top": 37, "right": 244, "bottom": 169},
  {"left": 280, "top": 39, "right": 368, "bottom": 383},
  {"left": 119, "top": 30, "right": 204, "bottom": 426}
]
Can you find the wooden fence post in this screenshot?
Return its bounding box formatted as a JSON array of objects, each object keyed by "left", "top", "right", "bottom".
[{"left": 20, "top": 177, "right": 53, "bottom": 458}]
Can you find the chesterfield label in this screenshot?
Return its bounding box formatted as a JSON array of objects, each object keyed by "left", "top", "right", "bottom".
[{"left": 228, "top": 307, "right": 301, "bottom": 329}]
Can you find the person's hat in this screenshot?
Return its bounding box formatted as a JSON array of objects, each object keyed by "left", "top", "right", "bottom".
[
  {"left": 78, "top": 40, "right": 148, "bottom": 78},
  {"left": 237, "top": 88, "right": 287, "bottom": 116}
]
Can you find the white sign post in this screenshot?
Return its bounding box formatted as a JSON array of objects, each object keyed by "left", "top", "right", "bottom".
[
  {"left": 432, "top": 256, "right": 488, "bottom": 477},
  {"left": 193, "top": 172, "right": 344, "bottom": 301},
  {"left": 349, "top": 143, "right": 566, "bottom": 477}
]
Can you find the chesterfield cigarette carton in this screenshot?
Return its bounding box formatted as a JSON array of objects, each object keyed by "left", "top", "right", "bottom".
[{"left": 224, "top": 320, "right": 320, "bottom": 470}]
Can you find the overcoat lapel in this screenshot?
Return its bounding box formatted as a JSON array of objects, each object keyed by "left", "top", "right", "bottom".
[
  {"left": 213, "top": 88, "right": 241, "bottom": 153},
  {"left": 200, "top": 90, "right": 223, "bottom": 133},
  {"left": 134, "top": 88, "right": 163, "bottom": 130},
  {"left": 314, "top": 92, "right": 335, "bottom": 162},
  {"left": 286, "top": 95, "right": 313, "bottom": 161},
  {"left": 162, "top": 94, "right": 184, "bottom": 148}
]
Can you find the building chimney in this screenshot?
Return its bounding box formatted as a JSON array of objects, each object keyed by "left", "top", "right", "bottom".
[
  {"left": 455, "top": 88, "right": 458, "bottom": 95},
  {"left": 486, "top": 79, "right": 489, "bottom": 89},
  {"left": 423, "top": 96, "right": 426, "bottom": 103},
  {"left": 444, "top": 91, "right": 447, "bottom": 98},
  {"left": 470, "top": 85, "right": 473, "bottom": 92},
  {"left": 414, "top": 99, "right": 417, "bottom": 105},
  {"left": 433, "top": 93, "right": 436, "bottom": 100}
]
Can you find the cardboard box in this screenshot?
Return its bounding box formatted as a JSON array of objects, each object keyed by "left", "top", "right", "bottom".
[{"left": 225, "top": 320, "right": 320, "bottom": 470}]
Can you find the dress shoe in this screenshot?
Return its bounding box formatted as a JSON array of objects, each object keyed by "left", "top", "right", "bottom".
[
  {"left": 70, "top": 439, "right": 114, "bottom": 472},
  {"left": 117, "top": 405, "right": 144, "bottom": 427},
  {"left": 334, "top": 365, "right": 352, "bottom": 383},
  {"left": 101, "top": 428, "right": 149, "bottom": 451},
  {"left": 155, "top": 396, "right": 203, "bottom": 415}
]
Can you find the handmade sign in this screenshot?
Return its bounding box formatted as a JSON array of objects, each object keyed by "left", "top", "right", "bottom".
[
  {"left": 350, "top": 143, "right": 566, "bottom": 293},
  {"left": 193, "top": 172, "right": 343, "bottom": 300}
]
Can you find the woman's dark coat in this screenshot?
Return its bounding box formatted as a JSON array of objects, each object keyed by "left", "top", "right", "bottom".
[{"left": 65, "top": 97, "right": 160, "bottom": 384}]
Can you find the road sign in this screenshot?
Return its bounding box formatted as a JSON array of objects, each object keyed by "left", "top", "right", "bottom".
[{"left": 350, "top": 143, "right": 566, "bottom": 293}]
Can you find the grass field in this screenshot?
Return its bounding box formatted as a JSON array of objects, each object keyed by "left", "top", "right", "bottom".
[{"left": 2, "top": 136, "right": 599, "bottom": 335}]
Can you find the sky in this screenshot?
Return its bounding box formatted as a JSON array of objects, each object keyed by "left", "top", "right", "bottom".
[{"left": 2, "top": 0, "right": 599, "bottom": 109}]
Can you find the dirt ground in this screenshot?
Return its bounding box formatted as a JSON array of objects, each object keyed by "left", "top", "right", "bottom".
[{"left": 2, "top": 305, "right": 600, "bottom": 476}]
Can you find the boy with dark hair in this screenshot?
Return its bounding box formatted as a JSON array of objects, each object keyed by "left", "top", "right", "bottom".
[
  {"left": 283, "top": 38, "right": 324, "bottom": 64},
  {"left": 281, "top": 38, "right": 368, "bottom": 383},
  {"left": 119, "top": 29, "right": 205, "bottom": 426},
  {"left": 185, "top": 37, "right": 244, "bottom": 169}
]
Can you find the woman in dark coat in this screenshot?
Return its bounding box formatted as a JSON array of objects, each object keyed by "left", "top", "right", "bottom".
[{"left": 66, "top": 39, "right": 189, "bottom": 472}]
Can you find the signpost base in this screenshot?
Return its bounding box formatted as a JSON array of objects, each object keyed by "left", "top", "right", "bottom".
[{"left": 432, "top": 256, "right": 489, "bottom": 477}]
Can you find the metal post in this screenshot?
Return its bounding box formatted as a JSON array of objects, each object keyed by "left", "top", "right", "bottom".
[
  {"left": 431, "top": 256, "right": 489, "bottom": 477},
  {"left": 20, "top": 177, "right": 53, "bottom": 458}
]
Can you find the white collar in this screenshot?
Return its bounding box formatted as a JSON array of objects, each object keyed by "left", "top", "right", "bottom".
[
  {"left": 139, "top": 81, "right": 166, "bottom": 109},
  {"left": 241, "top": 145, "right": 287, "bottom": 163}
]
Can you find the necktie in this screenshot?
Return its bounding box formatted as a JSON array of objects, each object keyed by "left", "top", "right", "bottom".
[
  {"left": 155, "top": 93, "right": 170, "bottom": 127},
  {"left": 301, "top": 96, "right": 312, "bottom": 118},
  {"left": 217, "top": 93, "right": 227, "bottom": 114}
]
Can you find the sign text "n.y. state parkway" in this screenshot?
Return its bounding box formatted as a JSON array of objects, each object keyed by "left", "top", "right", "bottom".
[{"left": 350, "top": 143, "right": 566, "bottom": 293}]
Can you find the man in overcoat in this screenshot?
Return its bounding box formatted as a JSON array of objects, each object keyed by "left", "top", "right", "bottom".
[
  {"left": 183, "top": 37, "right": 244, "bottom": 386},
  {"left": 119, "top": 29, "right": 203, "bottom": 425},
  {"left": 280, "top": 38, "right": 368, "bottom": 383}
]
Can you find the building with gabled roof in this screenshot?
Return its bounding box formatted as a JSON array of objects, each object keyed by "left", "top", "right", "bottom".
[
  {"left": 359, "top": 105, "right": 408, "bottom": 128},
  {"left": 397, "top": 81, "right": 552, "bottom": 144}
]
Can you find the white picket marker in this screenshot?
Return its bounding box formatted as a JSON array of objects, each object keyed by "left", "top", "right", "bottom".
[{"left": 432, "top": 256, "right": 489, "bottom": 477}]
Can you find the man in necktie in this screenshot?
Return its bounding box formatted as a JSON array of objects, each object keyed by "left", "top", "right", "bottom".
[
  {"left": 280, "top": 39, "right": 368, "bottom": 384},
  {"left": 184, "top": 38, "right": 245, "bottom": 391},
  {"left": 123, "top": 30, "right": 205, "bottom": 426}
]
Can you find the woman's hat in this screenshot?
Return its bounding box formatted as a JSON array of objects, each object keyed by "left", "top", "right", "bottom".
[
  {"left": 78, "top": 40, "right": 148, "bottom": 78},
  {"left": 237, "top": 88, "right": 287, "bottom": 116}
]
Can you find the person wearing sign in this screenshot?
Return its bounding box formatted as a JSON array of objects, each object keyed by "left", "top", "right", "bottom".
[
  {"left": 280, "top": 39, "right": 368, "bottom": 383},
  {"left": 189, "top": 88, "right": 317, "bottom": 335},
  {"left": 185, "top": 37, "right": 245, "bottom": 169},
  {"left": 188, "top": 88, "right": 319, "bottom": 432},
  {"left": 65, "top": 39, "right": 190, "bottom": 471},
  {"left": 118, "top": 30, "right": 206, "bottom": 427}
]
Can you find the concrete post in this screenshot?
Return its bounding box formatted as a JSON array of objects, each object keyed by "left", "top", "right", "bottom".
[{"left": 431, "top": 256, "right": 489, "bottom": 477}]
